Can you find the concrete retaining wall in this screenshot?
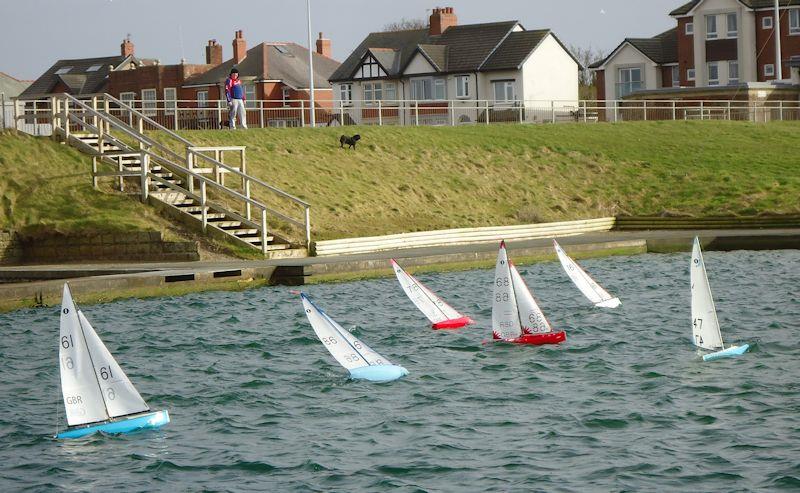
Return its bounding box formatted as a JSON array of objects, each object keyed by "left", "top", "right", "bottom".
[
  {"left": 616, "top": 215, "right": 800, "bottom": 230},
  {"left": 20, "top": 231, "right": 199, "bottom": 263},
  {"left": 315, "top": 218, "right": 617, "bottom": 257}
]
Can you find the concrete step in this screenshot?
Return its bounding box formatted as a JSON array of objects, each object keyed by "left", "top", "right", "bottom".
[
  {"left": 191, "top": 212, "right": 227, "bottom": 220},
  {"left": 229, "top": 228, "right": 259, "bottom": 236},
  {"left": 213, "top": 221, "right": 243, "bottom": 229},
  {"left": 238, "top": 234, "right": 276, "bottom": 244}
]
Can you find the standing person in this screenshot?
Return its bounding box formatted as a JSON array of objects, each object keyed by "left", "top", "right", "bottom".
[{"left": 225, "top": 67, "right": 247, "bottom": 129}]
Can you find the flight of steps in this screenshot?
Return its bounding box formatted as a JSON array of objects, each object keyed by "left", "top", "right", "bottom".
[{"left": 70, "top": 133, "right": 292, "bottom": 254}]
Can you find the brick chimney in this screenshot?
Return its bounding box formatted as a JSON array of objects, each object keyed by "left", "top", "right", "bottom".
[
  {"left": 429, "top": 7, "right": 457, "bottom": 36},
  {"left": 316, "top": 32, "right": 332, "bottom": 58},
  {"left": 232, "top": 30, "right": 247, "bottom": 64},
  {"left": 206, "top": 39, "right": 223, "bottom": 65},
  {"left": 120, "top": 35, "right": 135, "bottom": 57}
]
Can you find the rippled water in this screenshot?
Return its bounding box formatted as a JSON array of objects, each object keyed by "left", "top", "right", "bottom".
[{"left": 1, "top": 250, "right": 799, "bottom": 492}]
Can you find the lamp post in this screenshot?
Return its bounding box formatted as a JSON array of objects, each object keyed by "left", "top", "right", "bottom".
[
  {"left": 307, "top": 0, "right": 316, "bottom": 126},
  {"left": 775, "top": 0, "right": 783, "bottom": 80}
]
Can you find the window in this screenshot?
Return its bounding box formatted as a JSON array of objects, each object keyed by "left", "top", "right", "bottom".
[
  {"left": 686, "top": 22, "right": 694, "bottom": 35},
  {"left": 728, "top": 61, "right": 739, "bottom": 84},
  {"left": 86, "top": 64, "right": 102, "bottom": 72},
  {"left": 434, "top": 78, "right": 446, "bottom": 100},
  {"left": 707, "top": 62, "right": 720, "bottom": 86},
  {"left": 762, "top": 16, "right": 773, "bottom": 30},
  {"left": 197, "top": 90, "right": 209, "bottom": 108},
  {"left": 687, "top": 68, "right": 696, "bottom": 81},
  {"left": 791, "top": 9, "right": 800, "bottom": 35},
  {"left": 706, "top": 15, "right": 718, "bottom": 40},
  {"left": 363, "top": 82, "right": 383, "bottom": 103},
  {"left": 245, "top": 84, "right": 256, "bottom": 109},
  {"left": 164, "top": 88, "right": 177, "bottom": 116},
  {"left": 615, "top": 68, "right": 642, "bottom": 98},
  {"left": 492, "top": 80, "right": 515, "bottom": 102},
  {"left": 383, "top": 82, "right": 397, "bottom": 102},
  {"left": 120, "top": 92, "right": 136, "bottom": 105},
  {"left": 339, "top": 84, "right": 352, "bottom": 105},
  {"left": 456, "top": 75, "right": 470, "bottom": 98},
  {"left": 671, "top": 66, "right": 680, "bottom": 87},
  {"left": 764, "top": 64, "right": 775, "bottom": 77},
  {"left": 55, "top": 66, "right": 73, "bottom": 75},
  {"left": 141, "top": 88, "right": 157, "bottom": 116},
  {"left": 410, "top": 77, "right": 446, "bottom": 100},
  {"left": 359, "top": 55, "right": 385, "bottom": 78},
  {"left": 727, "top": 13, "right": 738, "bottom": 38}
]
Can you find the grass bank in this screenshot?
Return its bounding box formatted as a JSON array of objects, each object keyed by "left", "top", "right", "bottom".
[{"left": 166, "top": 121, "right": 800, "bottom": 241}]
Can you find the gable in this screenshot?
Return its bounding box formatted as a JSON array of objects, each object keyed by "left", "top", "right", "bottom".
[
  {"left": 404, "top": 52, "right": 438, "bottom": 75},
  {"left": 353, "top": 54, "right": 388, "bottom": 79}
]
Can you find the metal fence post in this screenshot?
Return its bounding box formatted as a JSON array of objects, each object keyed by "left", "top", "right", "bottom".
[
  {"left": 583, "top": 101, "right": 587, "bottom": 123},
  {"left": 485, "top": 101, "right": 490, "bottom": 125},
  {"left": 339, "top": 101, "right": 344, "bottom": 126},
  {"left": 779, "top": 101, "right": 784, "bottom": 121},
  {"left": 259, "top": 100, "right": 264, "bottom": 128},
  {"left": 450, "top": 100, "right": 455, "bottom": 126},
  {"left": 727, "top": 101, "right": 731, "bottom": 120},
  {"left": 643, "top": 100, "right": 647, "bottom": 121},
  {"left": 551, "top": 100, "right": 555, "bottom": 123},
  {"left": 378, "top": 100, "right": 382, "bottom": 126},
  {"left": 700, "top": 100, "right": 704, "bottom": 120},
  {"left": 519, "top": 102, "right": 524, "bottom": 124},
  {"left": 415, "top": 101, "right": 419, "bottom": 126},
  {"left": 300, "top": 100, "right": 305, "bottom": 127},
  {"left": 614, "top": 100, "right": 619, "bottom": 122},
  {"left": 672, "top": 101, "right": 676, "bottom": 120}
]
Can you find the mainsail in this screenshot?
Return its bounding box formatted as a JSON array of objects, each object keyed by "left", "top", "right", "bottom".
[
  {"left": 553, "top": 240, "right": 620, "bottom": 308},
  {"left": 492, "top": 242, "right": 523, "bottom": 340},
  {"left": 690, "top": 238, "right": 724, "bottom": 350},
  {"left": 391, "top": 260, "right": 463, "bottom": 324}
]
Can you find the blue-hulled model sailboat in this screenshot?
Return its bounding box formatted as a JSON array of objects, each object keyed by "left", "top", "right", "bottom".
[
  {"left": 690, "top": 238, "right": 750, "bottom": 362},
  {"left": 56, "top": 284, "right": 169, "bottom": 439}
]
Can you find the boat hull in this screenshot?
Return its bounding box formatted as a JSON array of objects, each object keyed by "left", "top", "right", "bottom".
[
  {"left": 702, "top": 344, "right": 750, "bottom": 362},
  {"left": 56, "top": 410, "right": 170, "bottom": 439},
  {"left": 595, "top": 298, "right": 621, "bottom": 309},
  {"left": 432, "top": 317, "right": 475, "bottom": 330},
  {"left": 349, "top": 364, "right": 409, "bottom": 383},
  {"left": 500, "top": 331, "right": 567, "bottom": 346}
]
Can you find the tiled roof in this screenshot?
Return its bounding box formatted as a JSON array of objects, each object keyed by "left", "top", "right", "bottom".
[
  {"left": 435, "top": 21, "right": 519, "bottom": 72},
  {"left": 417, "top": 44, "right": 447, "bottom": 71},
  {"left": 589, "top": 28, "right": 678, "bottom": 69},
  {"left": 481, "top": 29, "right": 550, "bottom": 70},
  {"left": 20, "top": 55, "right": 133, "bottom": 98},
  {"left": 369, "top": 48, "right": 403, "bottom": 75},
  {"left": 0, "top": 72, "right": 31, "bottom": 97},
  {"left": 185, "top": 42, "right": 340, "bottom": 89},
  {"left": 329, "top": 29, "right": 431, "bottom": 81},
  {"left": 671, "top": 0, "right": 798, "bottom": 16}
]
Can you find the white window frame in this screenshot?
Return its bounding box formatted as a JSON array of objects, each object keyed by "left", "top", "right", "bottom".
[
  {"left": 141, "top": 88, "right": 157, "bottom": 116},
  {"left": 707, "top": 62, "right": 720, "bottom": 86},
  {"left": 338, "top": 83, "right": 352, "bottom": 106},
  {"left": 363, "top": 81, "right": 383, "bottom": 104},
  {"left": 790, "top": 9, "right": 800, "bottom": 35},
  {"left": 244, "top": 84, "right": 256, "bottom": 109},
  {"left": 764, "top": 64, "right": 775, "bottom": 77},
  {"left": 686, "top": 22, "right": 694, "bottom": 35},
  {"left": 671, "top": 66, "right": 680, "bottom": 87},
  {"left": 197, "top": 90, "right": 209, "bottom": 108},
  {"left": 706, "top": 15, "right": 718, "bottom": 40},
  {"left": 615, "top": 68, "right": 642, "bottom": 98},
  {"left": 360, "top": 56, "right": 385, "bottom": 78},
  {"left": 727, "top": 13, "right": 738, "bottom": 38},
  {"left": 762, "top": 15, "right": 773, "bottom": 30},
  {"left": 383, "top": 82, "right": 397, "bottom": 104},
  {"left": 728, "top": 61, "right": 739, "bottom": 84},
  {"left": 492, "top": 80, "right": 516, "bottom": 102},
  {"left": 282, "top": 87, "right": 291, "bottom": 107},
  {"left": 164, "top": 87, "right": 177, "bottom": 116},
  {"left": 687, "top": 68, "right": 696, "bottom": 81},
  {"left": 119, "top": 92, "right": 136, "bottom": 106},
  {"left": 456, "top": 75, "right": 470, "bottom": 98},
  {"left": 433, "top": 78, "right": 446, "bottom": 100}
]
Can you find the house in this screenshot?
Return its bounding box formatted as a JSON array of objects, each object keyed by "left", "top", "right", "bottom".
[
  {"left": 328, "top": 7, "right": 580, "bottom": 125},
  {"left": 182, "top": 31, "right": 341, "bottom": 127},
  {"left": 0, "top": 72, "right": 31, "bottom": 99},
  {"left": 591, "top": 0, "right": 800, "bottom": 116},
  {"left": 19, "top": 37, "right": 158, "bottom": 99}
]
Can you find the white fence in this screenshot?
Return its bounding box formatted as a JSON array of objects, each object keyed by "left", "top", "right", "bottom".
[{"left": 8, "top": 96, "right": 800, "bottom": 134}]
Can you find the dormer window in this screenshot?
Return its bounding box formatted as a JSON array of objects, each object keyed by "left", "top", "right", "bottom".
[
  {"left": 55, "top": 66, "right": 73, "bottom": 75},
  {"left": 86, "top": 65, "right": 102, "bottom": 72}
]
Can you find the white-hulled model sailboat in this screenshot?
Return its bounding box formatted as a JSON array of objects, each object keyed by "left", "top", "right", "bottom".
[
  {"left": 390, "top": 259, "right": 475, "bottom": 330},
  {"left": 56, "top": 284, "right": 169, "bottom": 439},
  {"left": 492, "top": 241, "right": 567, "bottom": 346},
  {"left": 690, "top": 237, "right": 750, "bottom": 362},
  {"left": 553, "top": 240, "right": 620, "bottom": 308},
  {"left": 301, "top": 293, "right": 408, "bottom": 383}
]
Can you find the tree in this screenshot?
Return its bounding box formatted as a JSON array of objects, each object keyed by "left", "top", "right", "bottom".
[
  {"left": 383, "top": 18, "right": 428, "bottom": 32},
  {"left": 569, "top": 45, "right": 607, "bottom": 100}
]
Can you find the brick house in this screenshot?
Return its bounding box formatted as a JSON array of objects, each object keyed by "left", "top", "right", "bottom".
[
  {"left": 590, "top": 0, "right": 800, "bottom": 110},
  {"left": 182, "top": 31, "right": 341, "bottom": 127},
  {"left": 328, "top": 7, "right": 579, "bottom": 125}
]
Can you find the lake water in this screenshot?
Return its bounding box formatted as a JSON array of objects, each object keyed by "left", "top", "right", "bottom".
[{"left": 1, "top": 250, "right": 799, "bottom": 492}]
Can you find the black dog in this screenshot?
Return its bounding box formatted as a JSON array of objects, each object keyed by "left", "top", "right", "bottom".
[{"left": 340, "top": 134, "right": 361, "bottom": 149}]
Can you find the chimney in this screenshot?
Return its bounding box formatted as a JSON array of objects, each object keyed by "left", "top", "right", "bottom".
[
  {"left": 429, "top": 7, "right": 457, "bottom": 36},
  {"left": 206, "top": 39, "right": 223, "bottom": 65},
  {"left": 121, "top": 35, "right": 135, "bottom": 57},
  {"left": 232, "top": 30, "right": 247, "bottom": 64},
  {"left": 316, "top": 32, "right": 332, "bottom": 58}
]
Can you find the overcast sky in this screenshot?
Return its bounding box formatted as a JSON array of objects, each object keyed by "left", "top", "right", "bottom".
[{"left": 1, "top": 0, "right": 680, "bottom": 80}]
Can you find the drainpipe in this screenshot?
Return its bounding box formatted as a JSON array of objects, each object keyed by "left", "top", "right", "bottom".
[{"left": 775, "top": 0, "right": 783, "bottom": 80}]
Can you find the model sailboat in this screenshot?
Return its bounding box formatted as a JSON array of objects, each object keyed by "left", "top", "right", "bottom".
[
  {"left": 492, "top": 241, "right": 567, "bottom": 345},
  {"left": 553, "top": 240, "right": 620, "bottom": 308},
  {"left": 56, "top": 284, "right": 169, "bottom": 439},
  {"left": 301, "top": 293, "right": 409, "bottom": 382},
  {"left": 690, "top": 237, "right": 749, "bottom": 361},
  {"left": 391, "top": 259, "right": 475, "bottom": 329}
]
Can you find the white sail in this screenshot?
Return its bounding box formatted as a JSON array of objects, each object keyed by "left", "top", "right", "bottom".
[
  {"left": 302, "top": 294, "right": 390, "bottom": 371},
  {"left": 59, "top": 285, "right": 109, "bottom": 426},
  {"left": 553, "top": 240, "right": 620, "bottom": 308},
  {"left": 492, "top": 242, "right": 522, "bottom": 340},
  {"left": 510, "top": 264, "right": 552, "bottom": 334},
  {"left": 77, "top": 310, "right": 149, "bottom": 419},
  {"left": 391, "top": 259, "right": 463, "bottom": 324},
  {"left": 690, "top": 237, "right": 724, "bottom": 350}
]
